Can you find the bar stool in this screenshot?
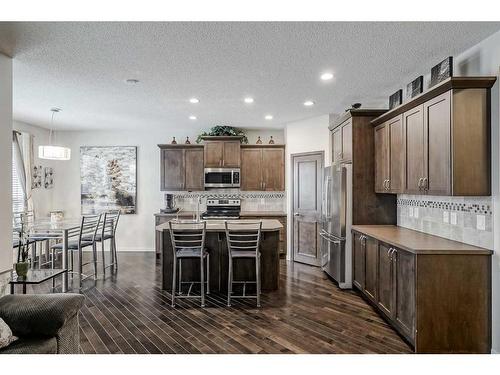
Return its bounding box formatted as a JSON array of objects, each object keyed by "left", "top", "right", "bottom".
[
  {"left": 225, "top": 221, "right": 262, "bottom": 308},
  {"left": 51, "top": 214, "right": 101, "bottom": 287},
  {"left": 83, "top": 210, "right": 120, "bottom": 275},
  {"left": 169, "top": 220, "right": 209, "bottom": 308}
]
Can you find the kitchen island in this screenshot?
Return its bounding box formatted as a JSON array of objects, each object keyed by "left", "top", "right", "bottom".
[{"left": 156, "top": 219, "right": 283, "bottom": 292}]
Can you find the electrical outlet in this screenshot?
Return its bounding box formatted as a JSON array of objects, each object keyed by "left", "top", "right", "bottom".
[
  {"left": 443, "top": 211, "right": 449, "bottom": 223},
  {"left": 409, "top": 207, "right": 414, "bottom": 217},
  {"left": 450, "top": 212, "right": 457, "bottom": 225},
  {"left": 414, "top": 207, "right": 419, "bottom": 219},
  {"left": 477, "top": 214, "right": 486, "bottom": 231}
]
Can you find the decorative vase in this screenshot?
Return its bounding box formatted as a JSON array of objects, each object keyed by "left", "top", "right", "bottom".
[
  {"left": 269, "top": 136, "right": 275, "bottom": 144},
  {"left": 171, "top": 137, "right": 177, "bottom": 145},
  {"left": 256, "top": 136, "right": 262, "bottom": 144},
  {"left": 185, "top": 137, "right": 191, "bottom": 144},
  {"left": 15, "top": 262, "right": 29, "bottom": 278}
]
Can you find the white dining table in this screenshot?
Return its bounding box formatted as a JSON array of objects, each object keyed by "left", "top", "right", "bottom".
[{"left": 28, "top": 218, "right": 83, "bottom": 292}]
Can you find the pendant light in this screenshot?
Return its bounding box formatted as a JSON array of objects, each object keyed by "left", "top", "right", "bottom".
[{"left": 38, "top": 108, "right": 71, "bottom": 161}]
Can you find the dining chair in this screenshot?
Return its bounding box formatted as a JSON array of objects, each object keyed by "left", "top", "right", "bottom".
[
  {"left": 83, "top": 210, "right": 120, "bottom": 275},
  {"left": 169, "top": 220, "right": 209, "bottom": 308},
  {"left": 225, "top": 221, "right": 262, "bottom": 308},
  {"left": 20, "top": 211, "right": 59, "bottom": 269},
  {"left": 51, "top": 214, "right": 101, "bottom": 287}
]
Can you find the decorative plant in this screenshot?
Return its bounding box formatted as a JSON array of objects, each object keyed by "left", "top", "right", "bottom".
[
  {"left": 14, "top": 221, "right": 30, "bottom": 277},
  {"left": 196, "top": 126, "right": 248, "bottom": 144}
]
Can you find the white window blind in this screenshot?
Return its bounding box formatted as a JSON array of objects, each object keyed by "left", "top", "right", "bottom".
[{"left": 12, "top": 145, "right": 25, "bottom": 213}]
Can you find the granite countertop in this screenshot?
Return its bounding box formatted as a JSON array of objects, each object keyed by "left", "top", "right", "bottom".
[
  {"left": 156, "top": 219, "right": 283, "bottom": 232},
  {"left": 351, "top": 225, "right": 492, "bottom": 255},
  {"left": 239, "top": 211, "right": 286, "bottom": 217}
]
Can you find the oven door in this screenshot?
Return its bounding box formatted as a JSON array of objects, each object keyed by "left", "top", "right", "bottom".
[{"left": 204, "top": 168, "right": 234, "bottom": 188}]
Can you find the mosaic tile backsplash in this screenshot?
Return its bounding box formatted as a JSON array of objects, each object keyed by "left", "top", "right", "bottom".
[
  {"left": 162, "top": 190, "right": 286, "bottom": 213},
  {"left": 397, "top": 194, "right": 493, "bottom": 249}
]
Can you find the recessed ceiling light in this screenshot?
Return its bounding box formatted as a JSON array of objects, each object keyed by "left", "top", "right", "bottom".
[
  {"left": 189, "top": 115, "right": 197, "bottom": 120},
  {"left": 320, "top": 72, "right": 334, "bottom": 81},
  {"left": 125, "top": 78, "right": 140, "bottom": 84},
  {"left": 189, "top": 98, "right": 199, "bottom": 104},
  {"left": 244, "top": 97, "right": 254, "bottom": 104},
  {"left": 265, "top": 115, "right": 273, "bottom": 120},
  {"left": 303, "top": 100, "right": 315, "bottom": 107}
]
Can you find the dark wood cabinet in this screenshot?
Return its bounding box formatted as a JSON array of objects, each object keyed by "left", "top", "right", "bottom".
[
  {"left": 393, "top": 247, "right": 415, "bottom": 341},
  {"left": 202, "top": 137, "right": 241, "bottom": 168},
  {"left": 374, "top": 123, "right": 389, "bottom": 193},
  {"left": 352, "top": 226, "right": 492, "bottom": 353},
  {"left": 364, "top": 236, "right": 378, "bottom": 302},
  {"left": 352, "top": 232, "right": 365, "bottom": 290},
  {"left": 159, "top": 145, "right": 204, "bottom": 191},
  {"left": 372, "top": 77, "right": 495, "bottom": 196},
  {"left": 240, "top": 214, "right": 287, "bottom": 257},
  {"left": 241, "top": 145, "right": 285, "bottom": 191},
  {"left": 331, "top": 119, "right": 352, "bottom": 163},
  {"left": 377, "top": 242, "right": 395, "bottom": 318}
]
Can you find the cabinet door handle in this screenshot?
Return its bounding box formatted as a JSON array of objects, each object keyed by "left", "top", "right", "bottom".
[
  {"left": 423, "top": 177, "right": 428, "bottom": 191},
  {"left": 418, "top": 178, "right": 423, "bottom": 190},
  {"left": 263, "top": 181, "right": 266, "bottom": 190},
  {"left": 386, "top": 179, "right": 390, "bottom": 191}
]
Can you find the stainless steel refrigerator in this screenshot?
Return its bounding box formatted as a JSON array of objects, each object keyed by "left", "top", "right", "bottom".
[{"left": 320, "top": 163, "right": 352, "bottom": 289}]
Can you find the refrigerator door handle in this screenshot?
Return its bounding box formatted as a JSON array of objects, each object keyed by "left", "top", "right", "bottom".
[{"left": 320, "top": 231, "right": 341, "bottom": 244}]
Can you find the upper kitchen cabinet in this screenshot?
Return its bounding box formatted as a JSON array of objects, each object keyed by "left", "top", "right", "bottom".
[
  {"left": 374, "top": 114, "right": 405, "bottom": 194},
  {"left": 240, "top": 145, "right": 285, "bottom": 191},
  {"left": 202, "top": 136, "right": 242, "bottom": 168},
  {"left": 159, "top": 144, "right": 204, "bottom": 191},
  {"left": 372, "top": 77, "right": 496, "bottom": 196},
  {"left": 330, "top": 117, "right": 352, "bottom": 164}
]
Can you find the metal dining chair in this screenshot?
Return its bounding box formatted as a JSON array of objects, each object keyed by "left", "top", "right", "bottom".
[
  {"left": 225, "top": 221, "right": 262, "bottom": 308},
  {"left": 169, "top": 220, "right": 209, "bottom": 308},
  {"left": 83, "top": 210, "right": 120, "bottom": 275},
  {"left": 51, "top": 214, "right": 101, "bottom": 287},
  {"left": 20, "top": 211, "right": 59, "bottom": 269}
]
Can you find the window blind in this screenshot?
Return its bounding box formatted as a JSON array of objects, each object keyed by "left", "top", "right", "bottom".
[{"left": 12, "top": 145, "right": 25, "bottom": 213}]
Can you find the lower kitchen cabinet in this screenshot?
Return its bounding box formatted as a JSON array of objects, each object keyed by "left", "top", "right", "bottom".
[
  {"left": 352, "top": 226, "right": 492, "bottom": 353},
  {"left": 240, "top": 214, "right": 287, "bottom": 257}
]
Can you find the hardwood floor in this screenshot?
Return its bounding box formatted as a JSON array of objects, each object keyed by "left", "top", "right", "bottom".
[{"left": 20, "top": 252, "right": 412, "bottom": 354}]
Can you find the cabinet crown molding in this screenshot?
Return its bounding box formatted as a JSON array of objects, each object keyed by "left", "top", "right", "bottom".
[{"left": 371, "top": 76, "right": 497, "bottom": 126}]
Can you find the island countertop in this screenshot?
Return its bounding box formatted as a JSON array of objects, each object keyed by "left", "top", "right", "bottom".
[{"left": 156, "top": 219, "right": 283, "bottom": 232}]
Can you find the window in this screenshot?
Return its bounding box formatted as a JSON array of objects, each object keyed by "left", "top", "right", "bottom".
[{"left": 12, "top": 144, "right": 25, "bottom": 213}]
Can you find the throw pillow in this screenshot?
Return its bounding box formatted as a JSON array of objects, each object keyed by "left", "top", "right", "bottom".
[{"left": 0, "top": 317, "right": 18, "bottom": 349}]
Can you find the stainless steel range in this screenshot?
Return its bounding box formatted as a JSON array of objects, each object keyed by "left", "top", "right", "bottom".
[{"left": 201, "top": 198, "right": 241, "bottom": 220}]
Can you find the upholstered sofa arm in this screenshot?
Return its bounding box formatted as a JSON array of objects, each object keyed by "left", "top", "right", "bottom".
[{"left": 0, "top": 294, "right": 85, "bottom": 337}]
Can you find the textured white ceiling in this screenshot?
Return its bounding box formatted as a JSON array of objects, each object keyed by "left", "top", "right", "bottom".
[{"left": 0, "top": 22, "right": 499, "bottom": 131}]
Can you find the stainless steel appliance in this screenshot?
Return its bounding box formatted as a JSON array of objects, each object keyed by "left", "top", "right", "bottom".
[
  {"left": 204, "top": 168, "right": 240, "bottom": 188},
  {"left": 201, "top": 198, "right": 241, "bottom": 220},
  {"left": 320, "top": 163, "right": 352, "bottom": 289}
]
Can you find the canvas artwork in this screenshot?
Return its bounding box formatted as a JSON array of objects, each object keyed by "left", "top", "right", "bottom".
[
  {"left": 44, "top": 167, "right": 54, "bottom": 189},
  {"left": 80, "top": 146, "right": 137, "bottom": 214},
  {"left": 430, "top": 56, "right": 453, "bottom": 87},
  {"left": 406, "top": 76, "right": 423, "bottom": 100},
  {"left": 32, "top": 165, "right": 42, "bottom": 189},
  {"left": 389, "top": 89, "right": 403, "bottom": 110}
]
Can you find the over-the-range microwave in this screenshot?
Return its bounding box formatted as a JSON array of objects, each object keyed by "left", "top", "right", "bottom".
[{"left": 204, "top": 168, "right": 240, "bottom": 188}]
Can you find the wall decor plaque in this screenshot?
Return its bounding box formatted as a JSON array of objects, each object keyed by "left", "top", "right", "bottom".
[
  {"left": 389, "top": 89, "right": 403, "bottom": 110},
  {"left": 406, "top": 75, "right": 424, "bottom": 99},
  {"left": 430, "top": 56, "right": 453, "bottom": 87}
]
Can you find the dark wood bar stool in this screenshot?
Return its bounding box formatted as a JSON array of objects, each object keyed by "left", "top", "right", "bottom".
[
  {"left": 169, "top": 220, "right": 210, "bottom": 308},
  {"left": 225, "top": 221, "right": 262, "bottom": 307}
]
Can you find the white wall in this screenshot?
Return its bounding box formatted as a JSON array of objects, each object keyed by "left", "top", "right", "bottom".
[
  {"left": 450, "top": 29, "right": 500, "bottom": 354},
  {"left": 284, "top": 115, "right": 330, "bottom": 259},
  {"left": 13, "top": 120, "right": 55, "bottom": 218},
  {"left": 0, "top": 54, "right": 12, "bottom": 281}
]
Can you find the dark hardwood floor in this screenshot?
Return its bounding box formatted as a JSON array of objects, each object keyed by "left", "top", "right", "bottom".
[{"left": 19, "top": 252, "right": 412, "bottom": 354}]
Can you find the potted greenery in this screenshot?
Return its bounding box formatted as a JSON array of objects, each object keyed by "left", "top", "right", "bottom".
[
  {"left": 14, "top": 226, "right": 30, "bottom": 278},
  {"left": 196, "top": 126, "right": 248, "bottom": 144}
]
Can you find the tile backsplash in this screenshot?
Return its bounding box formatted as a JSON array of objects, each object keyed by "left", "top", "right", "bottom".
[
  {"left": 397, "top": 194, "right": 493, "bottom": 249},
  {"left": 163, "top": 190, "right": 286, "bottom": 213}
]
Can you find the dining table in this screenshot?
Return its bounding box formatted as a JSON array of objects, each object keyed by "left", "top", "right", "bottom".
[{"left": 28, "top": 218, "right": 83, "bottom": 292}]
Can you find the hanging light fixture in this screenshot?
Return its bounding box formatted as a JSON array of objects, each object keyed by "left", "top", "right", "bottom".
[{"left": 38, "top": 108, "right": 71, "bottom": 161}]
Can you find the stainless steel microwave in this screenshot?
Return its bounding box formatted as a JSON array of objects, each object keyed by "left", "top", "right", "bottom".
[{"left": 204, "top": 168, "right": 240, "bottom": 188}]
